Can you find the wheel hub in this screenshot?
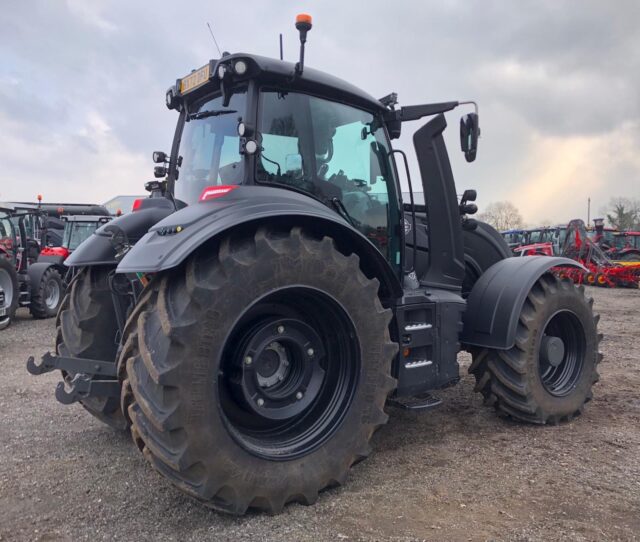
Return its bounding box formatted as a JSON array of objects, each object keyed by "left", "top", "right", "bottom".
[
  {"left": 236, "top": 318, "right": 325, "bottom": 421},
  {"left": 256, "top": 342, "right": 290, "bottom": 387},
  {"left": 538, "top": 310, "right": 587, "bottom": 397},
  {"left": 45, "top": 278, "right": 60, "bottom": 309},
  {"left": 540, "top": 335, "right": 565, "bottom": 367}
]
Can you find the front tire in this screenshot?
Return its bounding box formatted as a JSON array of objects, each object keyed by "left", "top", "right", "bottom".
[
  {"left": 122, "top": 226, "right": 397, "bottom": 514},
  {"left": 469, "top": 274, "right": 601, "bottom": 424},
  {"left": 57, "top": 266, "right": 127, "bottom": 430},
  {"left": 30, "top": 267, "right": 64, "bottom": 318}
]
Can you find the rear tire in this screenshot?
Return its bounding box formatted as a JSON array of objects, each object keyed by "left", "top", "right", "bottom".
[
  {"left": 57, "top": 266, "right": 127, "bottom": 430},
  {"left": 30, "top": 267, "right": 64, "bottom": 318},
  {"left": 462, "top": 221, "right": 511, "bottom": 297},
  {"left": 122, "top": 226, "right": 397, "bottom": 514},
  {"left": 0, "top": 256, "right": 19, "bottom": 326},
  {"left": 469, "top": 274, "right": 601, "bottom": 424}
]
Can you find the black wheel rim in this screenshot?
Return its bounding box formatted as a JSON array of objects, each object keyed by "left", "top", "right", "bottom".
[
  {"left": 538, "top": 310, "right": 586, "bottom": 397},
  {"left": 218, "top": 287, "right": 360, "bottom": 460}
]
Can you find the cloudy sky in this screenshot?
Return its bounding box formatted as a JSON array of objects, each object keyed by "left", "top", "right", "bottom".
[{"left": 1, "top": 0, "right": 638, "bottom": 224}]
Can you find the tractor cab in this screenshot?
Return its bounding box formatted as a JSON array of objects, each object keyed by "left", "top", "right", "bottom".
[
  {"left": 39, "top": 215, "right": 112, "bottom": 266},
  {"left": 152, "top": 18, "right": 479, "bottom": 281}
]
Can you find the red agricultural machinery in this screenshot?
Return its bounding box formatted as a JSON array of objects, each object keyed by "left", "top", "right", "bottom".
[{"left": 516, "top": 219, "right": 640, "bottom": 288}]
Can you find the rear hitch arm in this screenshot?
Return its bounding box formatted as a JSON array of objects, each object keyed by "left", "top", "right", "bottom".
[
  {"left": 26, "top": 352, "right": 118, "bottom": 377},
  {"left": 55, "top": 374, "right": 121, "bottom": 405}
]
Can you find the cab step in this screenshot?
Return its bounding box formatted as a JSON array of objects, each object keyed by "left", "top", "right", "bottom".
[{"left": 387, "top": 393, "right": 443, "bottom": 411}]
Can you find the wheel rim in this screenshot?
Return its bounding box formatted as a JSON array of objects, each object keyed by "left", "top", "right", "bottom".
[
  {"left": 538, "top": 310, "right": 587, "bottom": 397},
  {"left": 45, "top": 278, "right": 61, "bottom": 309},
  {"left": 219, "top": 287, "right": 360, "bottom": 460},
  {"left": 0, "top": 268, "right": 14, "bottom": 308}
]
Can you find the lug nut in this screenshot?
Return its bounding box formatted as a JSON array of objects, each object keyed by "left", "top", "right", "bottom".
[
  {"left": 244, "top": 356, "right": 252, "bottom": 365},
  {"left": 307, "top": 348, "right": 314, "bottom": 356},
  {"left": 295, "top": 391, "right": 303, "bottom": 400},
  {"left": 277, "top": 325, "right": 285, "bottom": 334},
  {"left": 257, "top": 398, "right": 264, "bottom": 406}
]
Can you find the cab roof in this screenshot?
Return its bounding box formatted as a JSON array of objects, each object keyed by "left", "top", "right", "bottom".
[{"left": 177, "top": 53, "right": 387, "bottom": 113}]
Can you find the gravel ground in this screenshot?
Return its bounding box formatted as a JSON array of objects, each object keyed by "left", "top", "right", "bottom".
[{"left": 1, "top": 287, "right": 639, "bottom": 541}]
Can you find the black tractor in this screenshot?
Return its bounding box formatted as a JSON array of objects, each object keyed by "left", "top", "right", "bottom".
[{"left": 28, "top": 15, "right": 601, "bottom": 515}]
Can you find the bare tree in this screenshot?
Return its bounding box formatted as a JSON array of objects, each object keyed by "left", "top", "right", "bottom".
[
  {"left": 605, "top": 197, "right": 640, "bottom": 230},
  {"left": 477, "top": 201, "right": 524, "bottom": 231}
]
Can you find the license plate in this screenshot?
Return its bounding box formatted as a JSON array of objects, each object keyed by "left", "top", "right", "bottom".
[
  {"left": 180, "top": 64, "right": 210, "bottom": 94},
  {"left": 0, "top": 308, "right": 6, "bottom": 317}
]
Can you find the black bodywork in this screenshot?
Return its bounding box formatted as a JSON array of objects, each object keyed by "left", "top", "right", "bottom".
[{"left": 56, "top": 51, "right": 561, "bottom": 402}]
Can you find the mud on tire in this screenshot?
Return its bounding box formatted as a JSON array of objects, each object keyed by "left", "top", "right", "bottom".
[
  {"left": 469, "top": 274, "right": 602, "bottom": 424},
  {"left": 57, "top": 266, "right": 127, "bottom": 430},
  {"left": 122, "top": 226, "right": 397, "bottom": 514}
]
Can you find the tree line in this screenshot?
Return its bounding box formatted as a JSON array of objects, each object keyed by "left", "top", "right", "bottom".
[{"left": 476, "top": 197, "right": 640, "bottom": 231}]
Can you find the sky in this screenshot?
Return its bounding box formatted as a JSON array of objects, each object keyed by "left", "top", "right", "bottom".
[{"left": 1, "top": 0, "right": 638, "bottom": 224}]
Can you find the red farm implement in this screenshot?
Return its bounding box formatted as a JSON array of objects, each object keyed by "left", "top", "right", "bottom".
[{"left": 516, "top": 219, "right": 640, "bottom": 288}]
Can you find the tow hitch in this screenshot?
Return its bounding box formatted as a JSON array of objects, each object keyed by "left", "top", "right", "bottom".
[{"left": 26, "top": 352, "right": 120, "bottom": 404}]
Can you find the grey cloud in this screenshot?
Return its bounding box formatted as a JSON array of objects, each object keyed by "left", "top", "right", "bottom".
[{"left": 0, "top": 0, "right": 637, "bottom": 222}]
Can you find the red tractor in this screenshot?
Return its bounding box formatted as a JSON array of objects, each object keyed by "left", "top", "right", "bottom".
[
  {"left": 609, "top": 231, "right": 640, "bottom": 262},
  {"left": 0, "top": 202, "right": 112, "bottom": 325},
  {"left": 38, "top": 214, "right": 112, "bottom": 270}
]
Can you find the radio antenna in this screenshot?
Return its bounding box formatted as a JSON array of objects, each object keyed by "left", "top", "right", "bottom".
[
  {"left": 279, "top": 33, "right": 284, "bottom": 60},
  {"left": 206, "top": 22, "right": 222, "bottom": 57}
]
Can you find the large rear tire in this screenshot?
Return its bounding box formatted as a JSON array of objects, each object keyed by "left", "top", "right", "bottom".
[
  {"left": 122, "top": 226, "right": 397, "bottom": 514},
  {"left": 469, "top": 274, "right": 601, "bottom": 424},
  {"left": 462, "top": 221, "right": 511, "bottom": 297},
  {"left": 57, "top": 266, "right": 127, "bottom": 430},
  {"left": 0, "top": 256, "right": 19, "bottom": 328},
  {"left": 30, "top": 267, "right": 64, "bottom": 319}
]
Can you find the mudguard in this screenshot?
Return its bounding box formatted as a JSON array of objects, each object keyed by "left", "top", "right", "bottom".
[
  {"left": 116, "top": 186, "right": 403, "bottom": 299},
  {"left": 65, "top": 203, "right": 175, "bottom": 267},
  {"left": 26, "top": 262, "right": 60, "bottom": 291},
  {"left": 461, "top": 256, "right": 586, "bottom": 350}
]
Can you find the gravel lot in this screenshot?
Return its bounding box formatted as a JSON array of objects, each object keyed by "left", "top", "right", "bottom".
[{"left": 1, "top": 286, "right": 639, "bottom": 541}]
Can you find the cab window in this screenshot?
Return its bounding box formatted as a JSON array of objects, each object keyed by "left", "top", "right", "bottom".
[{"left": 257, "top": 90, "right": 400, "bottom": 267}]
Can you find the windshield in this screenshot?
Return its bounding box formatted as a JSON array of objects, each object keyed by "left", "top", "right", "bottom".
[
  {"left": 63, "top": 222, "right": 99, "bottom": 250},
  {"left": 614, "top": 234, "right": 639, "bottom": 250},
  {"left": 257, "top": 90, "right": 401, "bottom": 266},
  {"left": 174, "top": 90, "right": 247, "bottom": 205}
]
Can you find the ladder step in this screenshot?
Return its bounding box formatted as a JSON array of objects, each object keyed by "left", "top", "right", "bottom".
[
  {"left": 404, "top": 322, "right": 432, "bottom": 331},
  {"left": 388, "top": 393, "right": 443, "bottom": 411}
]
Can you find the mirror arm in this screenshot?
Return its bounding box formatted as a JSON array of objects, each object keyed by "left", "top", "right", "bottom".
[
  {"left": 384, "top": 101, "right": 459, "bottom": 124},
  {"left": 458, "top": 100, "right": 479, "bottom": 116}
]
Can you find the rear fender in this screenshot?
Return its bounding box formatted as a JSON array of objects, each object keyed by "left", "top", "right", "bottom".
[
  {"left": 26, "top": 262, "right": 60, "bottom": 292},
  {"left": 461, "top": 256, "right": 586, "bottom": 350},
  {"left": 116, "top": 186, "right": 403, "bottom": 300},
  {"left": 65, "top": 202, "right": 175, "bottom": 267}
]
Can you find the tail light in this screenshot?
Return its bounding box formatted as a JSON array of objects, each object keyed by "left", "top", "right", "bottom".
[
  {"left": 199, "top": 185, "right": 238, "bottom": 202},
  {"left": 132, "top": 198, "right": 144, "bottom": 212}
]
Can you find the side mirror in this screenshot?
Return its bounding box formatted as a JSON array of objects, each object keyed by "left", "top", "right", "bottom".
[
  {"left": 152, "top": 151, "right": 168, "bottom": 163},
  {"left": 461, "top": 189, "right": 477, "bottom": 203},
  {"left": 460, "top": 113, "right": 480, "bottom": 162}
]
